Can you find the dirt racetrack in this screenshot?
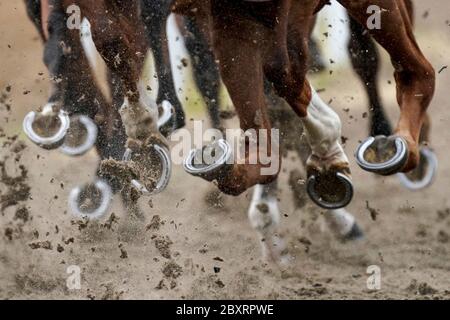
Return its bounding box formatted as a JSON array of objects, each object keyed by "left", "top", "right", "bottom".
[{"left": 1, "top": 0, "right": 450, "bottom": 300}]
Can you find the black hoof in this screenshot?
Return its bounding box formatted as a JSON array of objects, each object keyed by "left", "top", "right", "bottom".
[
  {"left": 342, "top": 223, "right": 365, "bottom": 242},
  {"left": 397, "top": 147, "right": 438, "bottom": 190},
  {"left": 59, "top": 115, "right": 98, "bottom": 156},
  {"left": 356, "top": 135, "right": 408, "bottom": 176},
  {"left": 183, "top": 139, "right": 232, "bottom": 181},
  {"left": 68, "top": 180, "right": 112, "bottom": 220},
  {"left": 307, "top": 172, "right": 353, "bottom": 210},
  {"left": 122, "top": 144, "right": 172, "bottom": 195},
  {"left": 23, "top": 104, "right": 70, "bottom": 150}
]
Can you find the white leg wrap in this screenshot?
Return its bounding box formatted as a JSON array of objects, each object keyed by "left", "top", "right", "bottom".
[
  {"left": 248, "top": 184, "right": 291, "bottom": 265},
  {"left": 301, "top": 85, "right": 347, "bottom": 162}
]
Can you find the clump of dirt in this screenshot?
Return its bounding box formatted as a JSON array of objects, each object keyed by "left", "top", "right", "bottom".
[
  {"left": 119, "top": 243, "right": 128, "bottom": 259},
  {"left": 102, "top": 213, "right": 119, "bottom": 231},
  {"left": 437, "top": 230, "right": 449, "bottom": 243},
  {"left": 100, "top": 282, "right": 124, "bottom": 300},
  {"left": 28, "top": 241, "right": 53, "bottom": 250},
  {"left": 15, "top": 274, "right": 62, "bottom": 294},
  {"left": 146, "top": 215, "right": 162, "bottom": 232},
  {"left": 204, "top": 190, "right": 225, "bottom": 210},
  {"left": 162, "top": 261, "right": 183, "bottom": 280},
  {"left": 100, "top": 159, "right": 139, "bottom": 186},
  {"left": 406, "top": 279, "right": 438, "bottom": 296},
  {"left": 153, "top": 235, "right": 173, "bottom": 259},
  {"left": 14, "top": 207, "right": 30, "bottom": 223},
  {"left": 437, "top": 208, "right": 450, "bottom": 221},
  {"left": 100, "top": 141, "right": 162, "bottom": 194},
  {"left": 0, "top": 160, "right": 31, "bottom": 213},
  {"left": 365, "top": 201, "right": 380, "bottom": 221}
]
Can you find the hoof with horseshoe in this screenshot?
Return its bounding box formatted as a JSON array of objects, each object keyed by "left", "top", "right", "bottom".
[
  {"left": 183, "top": 139, "right": 233, "bottom": 182},
  {"left": 397, "top": 146, "right": 438, "bottom": 190},
  {"left": 306, "top": 169, "right": 354, "bottom": 210},
  {"left": 122, "top": 142, "right": 172, "bottom": 195},
  {"left": 59, "top": 115, "right": 98, "bottom": 156},
  {"left": 356, "top": 135, "right": 408, "bottom": 176},
  {"left": 68, "top": 180, "right": 112, "bottom": 220},
  {"left": 23, "top": 103, "right": 70, "bottom": 150}
]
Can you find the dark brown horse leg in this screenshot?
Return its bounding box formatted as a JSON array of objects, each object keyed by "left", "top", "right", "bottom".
[
  {"left": 348, "top": 16, "right": 392, "bottom": 137},
  {"left": 141, "top": 1, "right": 186, "bottom": 135},
  {"left": 73, "top": 1, "right": 158, "bottom": 142},
  {"left": 72, "top": 1, "right": 171, "bottom": 197},
  {"left": 182, "top": 16, "right": 222, "bottom": 131},
  {"left": 340, "top": 0, "right": 436, "bottom": 175}
]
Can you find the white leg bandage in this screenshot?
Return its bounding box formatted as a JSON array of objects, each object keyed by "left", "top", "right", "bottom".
[{"left": 301, "top": 85, "right": 346, "bottom": 161}]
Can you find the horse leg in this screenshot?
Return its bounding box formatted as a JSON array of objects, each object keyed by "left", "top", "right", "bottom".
[
  {"left": 348, "top": 15, "right": 392, "bottom": 137},
  {"left": 340, "top": 0, "right": 435, "bottom": 176},
  {"left": 308, "top": 37, "right": 326, "bottom": 73},
  {"left": 264, "top": 3, "right": 353, "bottom": 210},
  {"left": 141, "top": 2, "right": 186, "bottom": 136},
  {"left": 183, "top": 15, "right": 223, "bottom": 131},
  {"left": 184, "top": 4, "right": 280, "bottom": 196},
  {"left": 22, "top": 1, "right": 71, "bottom": 149},
  {"left": 248, "top": 181, "right": 291, "bottom": 265},
  {"left": 74, "top": 1, "right": 171, "bottom": 196}
]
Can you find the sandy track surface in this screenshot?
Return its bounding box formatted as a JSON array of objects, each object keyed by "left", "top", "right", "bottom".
[{"left": 0, "top": 1, "right": 450, "bottom": 299}]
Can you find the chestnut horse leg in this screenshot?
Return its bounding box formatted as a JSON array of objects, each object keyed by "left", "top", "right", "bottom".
[
  {"left": 340, "top": 0, "right": 436, "bottom": 175},
  {"left": 215, "top": 29, "right": 279, "bottom": 195},
  {"left": 263, "top": 2, "right": 353, "bottom": 209},
  {"left": 183, "top": 1, "right": 281, "bottom": 195},
  {"left": 347, "top": 0, "right": 414, "bottom": 138}
]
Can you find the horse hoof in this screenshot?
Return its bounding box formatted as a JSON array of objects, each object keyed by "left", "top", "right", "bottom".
[
  {"left": 342, "top": 223, "right": 365, "bottom": 242},
  {"left": 157, "top": 100, "right": 175, "bottom": 130},
  {"left": 397, "top": 147, "right": 438, "bottom": 190},
  {"left": 307, "top": 172, "right": 353, "bottom": 209},
  {"left": 123, "top": 144, "right": 172, "bottom": 195},
  {"left": 183, "top": 139, "right": 232, "bottom": 181},
  {"left": 59, "top": 115, "right": 98, "bottom": 156},
  {"left": 356, "top": 135, "right": 408, "bottom": 176},
  {"left": 23, "top": 103, "right": 70, "bottom": 150},
  {"left": 68, "top": 180, "right": 112, "bottom": 220}
]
